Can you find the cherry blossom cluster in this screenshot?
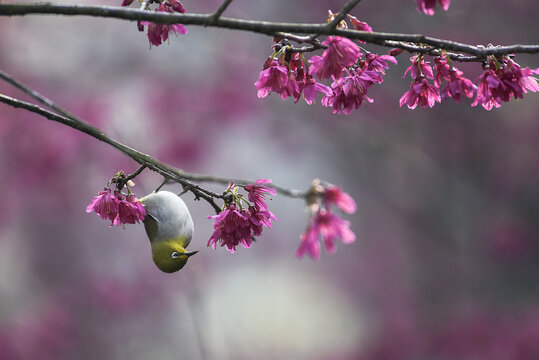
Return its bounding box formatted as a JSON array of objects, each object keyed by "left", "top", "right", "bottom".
[
  {"left": 86, "top": 172, "right": 145, "bottom": 226},
  {"left": 297, "top": 180, "right": 357, "bottom": 260},
  {"left": 400, "top": 53, "right": 539, "bottom": 110},
  {"left": 472, "top": 58, "right": 539, "bottom": 110},
  {"left": 415, "top": 0, "right": 450, "bottom": 16},
  {"left": 207, "top": 179, "right": 278, "bottom": 254},
  {"left": 255, "top": 15, "right": 397, "bottom": 115},
  {"left": 121, "top": 0, "right": 188, "bottom": 47}
]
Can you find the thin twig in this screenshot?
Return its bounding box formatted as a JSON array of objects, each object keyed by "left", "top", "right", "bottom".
[
  {"left": 1, "top": 3, "right": 538, "bottom": 59},
  {"left": 155, "top": 177, "right": 170, "bottom": 192},
  {"left": 0, "top": 93, "right": 308, "bottom": 205},
  {"left": 0, "top": 68, "right": 310, "bottom": 199},
  {"left": 207, "top": 0, "right": 233, "bottom": 25},
  {"left": 326, "top": 0, "right": 363, "bottom": 30},
  {"left": 0, "top": 69, "right": 79, "bottom": 121},
  {"left": 274, "top": 32, "right": 326, "bottom": 49},
  {"left": 383, "top": 41, "right": 484, "bottom": 62},
  {"left": 124, "top": 165, "right": 147, "bottom": 183}
]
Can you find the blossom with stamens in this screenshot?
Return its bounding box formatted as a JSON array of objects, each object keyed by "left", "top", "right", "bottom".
[
  {"left": 294, "top": 68, "right": 332, "bottom": 104},
  {"left": 433, "top": 55, "right": 451, "bottom": 87},
  {"left": 248, "top": 206, "right": 278, "bottom": 237},
  {"left": 116, "top": 194, "right": 146, "bottom": 225},
  {"left": 442, "top": 68, "right": 475, "bottom": 103},
  {"left": 471, "top": 67, "right": 504, "bottom": 110},
  {"left": 254, "top": 60, "right": 290, "bottom": 99},
  {"left": 244, "top": 179, "right": 277, "bottom": 211},
  {"left": 86, "top": 189, "right": 120, "bottom": 224},
  {"left": 139, "top": 3, "right": 188, "bottom": 47},
  {"left": 498, "top": 60, "right": 539, "bottom": 101},
  {"left": 322, "top": 68, "right": 380, "bottom": 114},
  {"left": 403, "top": 55, "right": 434, "bottom": 80},
  {"left": 365, "top": 53, "right": 397, "bottom": 76},
  {"left": 207, "top": 203, "right": 253, "bottom": 253},
  {"left": 400, "top": 75, "right": 441, "bottom": 109},
  {"left": 87, "top": 189, "right": 145, "bottom": 226}
]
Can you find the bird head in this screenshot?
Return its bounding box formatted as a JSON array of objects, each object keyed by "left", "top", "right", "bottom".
[{"left": 151, "top": 239, "right": 198, "bottom": 273}]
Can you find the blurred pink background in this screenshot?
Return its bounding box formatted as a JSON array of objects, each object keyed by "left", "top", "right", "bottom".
[{"left": 1, "top": 0, "right": 539, "bottom": 359}]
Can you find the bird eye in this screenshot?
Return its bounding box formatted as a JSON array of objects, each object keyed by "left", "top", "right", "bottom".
[{"left": 171, "top": 251, "right": 180, "bottom": 259}]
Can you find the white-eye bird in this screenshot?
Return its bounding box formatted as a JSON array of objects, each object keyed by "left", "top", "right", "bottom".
[{"left": 138, "top": 191, "right": 197, "bottom": 273}]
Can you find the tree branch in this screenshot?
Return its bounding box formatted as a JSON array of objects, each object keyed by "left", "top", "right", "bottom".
[
  {"left": 327, "top": 0, "right": 363, "bottom": 30},
  {"left": 1, "top": 3, "right": 538, "bottom": 59},
  {"left": 0, "top": 92, "right": 308, "bottom": 209},
  {"left": 0, "top": 69, "right": 79, "bottom": 121},
  {"left": 207, "top": 0, "right": 233, "bottom": 25}
]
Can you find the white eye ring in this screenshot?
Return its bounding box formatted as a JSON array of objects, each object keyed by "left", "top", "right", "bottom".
[{"left": 171, "top": 251, "right": 181, "bottom": 259}]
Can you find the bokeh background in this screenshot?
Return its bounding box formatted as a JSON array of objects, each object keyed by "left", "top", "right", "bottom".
[{"left": 1, "top": 0, "right": 539, "bottom": 359}]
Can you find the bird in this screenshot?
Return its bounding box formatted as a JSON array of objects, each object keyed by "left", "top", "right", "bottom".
[{"left": 138, "top": 191, "right": 197, "bottom": 273}]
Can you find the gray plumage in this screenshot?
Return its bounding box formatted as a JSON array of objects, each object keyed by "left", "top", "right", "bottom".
[{"left": 140, "top": 191, "right": 194, "bottom": 247}]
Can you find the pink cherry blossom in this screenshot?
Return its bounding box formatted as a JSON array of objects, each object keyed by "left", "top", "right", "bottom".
[
  {"left": 309, "top": 36, "right": 362, "bottom": 80},
  {"left": 279, "top": 73, "right": 301, "bottom": 101},
  {"left": 244, "top": 179, "right": 277, "bottom": 211},
  {"left": 294, "top": 68, "right": 332, "bottom": 105},
  {"left": 169, "top": 0, "right": 186, "bottom": 13},
  {"left": 348, "top": 15, "right": 373, "bottom": 33},
  {"left": 403, "top": 55, "right": 434, "bottom": 80},
  {"left": 471, "top": 67, "right": 504, "bottom": 110},
  {"left": 116, "top": 194, "right": 146, "bottom": 225},
  {"left": 415, "top": 0, "right": 450, "bottom": 16},
  {"left": 254, "top": 60, "right": 289, "bottom": 98},
  {"left": 441, "top": 68, "right": 476, "bottom": 103},
  {"left": 301, "top": 76, "right": 332, "bottom": 104},
  {"left": 87, "top": 189, "right": 145, "bottom": 226},
  {"left": 517, "top": 66, "right": 539, "bottom": 94},
  {"left": 315, "top": 210, "right": 356, "bottom": 252},
  {"left": 139, "top": 3, "right": 188, "bottom": 47},
  {"left": 248, "top": 206, "right": 278, "bottom": 237},
  {"left": 321, "top": 68, "right": 380, "bottom": 114},
  {"left": 296, "top": 225, "right": 321, "bottom": 260},
  {"left": 347, "top": 15, "right": 373, "bottom": 44},
  {"left": 207, "top": 203, "right": 253, "bottom": 253},
  {"left": 296, "top": 209, "right": 356, "bottom": 259},
  {"left": 471, "top": 60, "right": 538, "bottom": 110},
  {"left": 432, "top": 54, "right": 475, "bottom": 102},
  {"left": 365, "top": 53, "right": 398, "bottom": 75},
  {"left": 433, "top": 55, "right": 451, "bottom": 88},
  {"left": 324, "top": 186, "right": 357, "bottom": 214},
  {"left": 498, "top": 60, "right": 539, "bottom": 101},
  {"left": 400, "top": 76, "right": 441, "bottom": 109},
  {"left": 86, "top": 189, "right": 120, "bottom": 224}
]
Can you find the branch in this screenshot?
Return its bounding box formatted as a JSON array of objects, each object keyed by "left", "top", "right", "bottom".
[
  {"left": 1, "top": 3, "right": 538, "bottom": 59},
  {"left": 0, "top": 91, "right": 308, "bottom": 209},
  {"left": 207, "top": 0, "right": 233, "bottom": 25},
  {"left": 0, "top": 66, "right": 313, "bottom": 200},
  {"left": 327, "top": 0, "right": 363, "bottom": 30},
  {"left": 0, "top": 69, "right": 79, "bottom": 120},
  {"left": 382, "top": 41, "right": 485, "bottom": 62}
]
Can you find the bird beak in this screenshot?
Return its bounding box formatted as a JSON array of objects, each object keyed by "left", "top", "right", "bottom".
[{"left": 184, "top": 251, "right": 198, "bottom": 257}]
